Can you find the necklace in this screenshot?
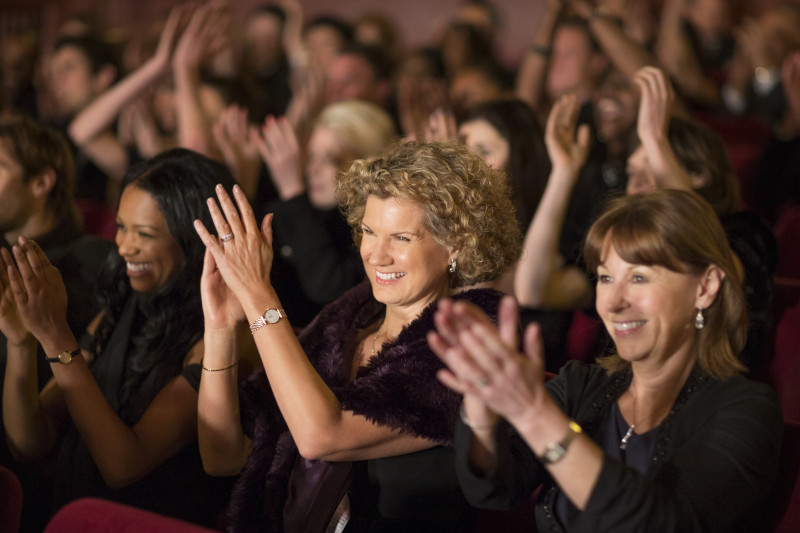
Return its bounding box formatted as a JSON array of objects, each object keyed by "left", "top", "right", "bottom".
[
  {"left": 370, "top": 323, "right": 385, "bottom": 359},
  {"left": 619, "top": 393, "right": 637, "bottom": 450}
]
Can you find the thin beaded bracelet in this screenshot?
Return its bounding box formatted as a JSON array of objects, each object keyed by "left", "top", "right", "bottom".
[
  {"left": 459, "top": 402, "right": 498, "bottom": 431},
  {"left": 201, "top": 357, "right": 240, "bottom": 372}
]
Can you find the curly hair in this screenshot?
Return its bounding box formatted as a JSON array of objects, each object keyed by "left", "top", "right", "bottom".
[
  {"left": 337, "top": 140, "right": 522, "bottom": 288},
  {"left": 583, "top": 190, "right": 747, "bottom": 379}
]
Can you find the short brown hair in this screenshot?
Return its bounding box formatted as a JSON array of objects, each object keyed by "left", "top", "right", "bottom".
[
  {"left": 0, "top": 113, "right": 79, "bottom": 227},
  {"left": 583, "top": 190, "right": 747, "bottom": 379},
  {"left": 337, "top": 140, "right": 522, "bottom": 288}
]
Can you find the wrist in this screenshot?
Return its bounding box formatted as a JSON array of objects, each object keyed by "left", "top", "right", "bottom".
[{"left": 277, "top": 181, "right": 306, "bottom": 201}]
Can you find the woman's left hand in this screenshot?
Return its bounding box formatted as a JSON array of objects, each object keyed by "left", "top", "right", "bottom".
[
  {"left": 5, "top": 237, "right": 69, "bottom": 343},
  {"left": 428, "top": 295, "right": 549, "bottom": 428},
  {"left": 194, "top": 185, "right": 275, "bottom": 310},
  {"left": 635, "top": 66, "right": 674, "bottom": 147}
]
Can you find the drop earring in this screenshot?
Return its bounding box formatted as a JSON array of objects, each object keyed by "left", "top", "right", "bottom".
[
  {"left": 695, "top": 307, "right": 705, "bottom": 330},
  {"left": 449, "top": 258, "right": 457, "bottom": 273}
]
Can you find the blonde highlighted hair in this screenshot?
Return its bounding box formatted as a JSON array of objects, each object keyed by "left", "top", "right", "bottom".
[
  {"left": 314, "top": 100, "right": 397, "bottom": 160},
  {"left": 337, "top": 141, "right": 522, "bottom": 288}
]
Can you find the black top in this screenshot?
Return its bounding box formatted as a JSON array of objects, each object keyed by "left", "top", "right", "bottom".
[
  {"left": 456, "top": 361, "right": 783, "bottom": 532},
  {"left": 53, "top": 293, "right": 234, "bottom": 527}
]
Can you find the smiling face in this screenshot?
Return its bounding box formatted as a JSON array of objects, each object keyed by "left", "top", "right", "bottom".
[
  {"left": 115, "top": 185, "right": 183, "bottom": 294},
  {"left": 595, "top": 244, "right": 703, "bottom": 368},
  {"left": 459, "top": 119, "right": 509, "bottom": 171},
  {"left": 360, "top": 196, "right": 455, "bottom": 316}
]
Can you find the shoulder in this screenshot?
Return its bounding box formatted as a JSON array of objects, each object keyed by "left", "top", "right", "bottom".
[
  {"left": 451, "top": 288, "right": 504, "bottom": 320},
  {"left": 546, "top": 361, "right": 626, "bottom": 415}
]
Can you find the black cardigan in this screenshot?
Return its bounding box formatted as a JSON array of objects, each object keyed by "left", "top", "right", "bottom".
[{"left": 456, "top": 361, "right": 783, "bottom": 532}]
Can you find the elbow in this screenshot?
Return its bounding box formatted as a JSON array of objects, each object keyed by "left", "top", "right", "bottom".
[
  {"left": 101, "top": 468, "right": 142, "bottom": 489},
  {"left": 200, "top": 454, "right": 245, "bottom": 477},
  {"left": 295, "top": 433, "right": 338, "bottom": 461}
]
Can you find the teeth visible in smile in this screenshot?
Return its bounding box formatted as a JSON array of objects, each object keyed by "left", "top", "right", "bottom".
[
  {"left": 127, "top": 262, "right": 153, "bottom": 272},
  {"left": 614, "top": 321, "right": 645, "bottom": 331},
  {"left": 376, "top": 271, "right": 406, "bottom": 280}
]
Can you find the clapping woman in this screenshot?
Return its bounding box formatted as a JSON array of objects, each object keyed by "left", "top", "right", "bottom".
[
  {"left": 194, "top": 141, "right": 522, "bottom": 532},
  {"left": 1, "top": 149, "right": 241, "bottom": 526},
  {"left": 429, "top": 189, "right": 782, "bottom": 532}
]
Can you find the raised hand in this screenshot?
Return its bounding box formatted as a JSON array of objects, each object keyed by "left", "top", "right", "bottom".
[
  {"left": 634, "top": 66, "right": 674, "bottom": 146},
  {"left": 213, "top": 104, "right": 263, "bottom": 199},
  {"left": 194, "top": 185, "right": 275, "bottom": 308},
  {"left": 0, "top": 249, "right": 31, "bottom": 345},
  {"left": 5, "top": 238, "right": 69, "bottom": 344},
  {"left": 152, "top": 3, "right": 194, "bottom": 72},
  {"left": 423, "top": 108, "right": 458, "bottom": 143},
  {"left": 253, "top": 116, "right": 305, "bottom": 201},
  {"left": 200, "top": 247, "right": 246, "bottom": 332},
  {"left": 544, "top": 94, "right": 591, "bottom": 174},
  {"left": 428, "top": 296, "right": 548, "bottom": 428}
]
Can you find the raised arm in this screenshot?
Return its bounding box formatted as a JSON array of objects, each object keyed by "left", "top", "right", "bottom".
[
  {"left": 514, "top": 95, "right": 593, "bottom": 309},
  {"left": 194, "top": 185, "right": 437, "bottom": 462},
  {"left": 654, "top": 0, "right": 721, "bottom": 108},
  {"left": 570, "top": 0, "right": 656, "bottom": 81},
  {"left": 172, "top": 2, "right": 228, "bottom": 158},
  {"left": 213, "top": 104, "right": 263, "bottom": 201},
  {"left": 67, "top": 5, "right": 189, "bottom": 194},
  {"left": 634, "top": 67, "right": 693, "bottom": 191},
  {"left": 196, "top": 247, "right": 253, "bottom": 476},
  {"left": 4, "top": 238, "right": 202, "bottom": 488},
  {"left": 515, "top": 0, "right": 562, "bottom": 112}
]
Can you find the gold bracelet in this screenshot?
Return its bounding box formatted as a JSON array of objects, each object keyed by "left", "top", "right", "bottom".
[
  {"left": 459, "top": 402, "right": 497, "bottom": 431},
  {"left": 201, "top": 357, "right": 240, "bottom": 372}
]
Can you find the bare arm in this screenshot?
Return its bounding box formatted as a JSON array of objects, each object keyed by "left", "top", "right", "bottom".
[
  {"left": 515, "top": 0, "right": 562, "bottom": 112},
  {"left": 67, "top": 6, "right": 188, "bottom": 188},
  {"left": 5, "top": 239, "right": 202, "bottom": 488},
  {"left": 514, "top": 95, "right": 593, "bottom": 310},
  {"left": 634, "top": 67, "right": 693, "bottom": 191},
  {"left": 194, "top": 186, "right": 438, "bottom": 462},
  {"left": 654, "top": 0, "right": 721, "bottom": 107},
  {"left": 571, "top": 0, "right": 656, "bottom": 80}
]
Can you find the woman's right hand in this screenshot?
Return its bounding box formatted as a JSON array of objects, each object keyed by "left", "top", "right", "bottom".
[
  {"left": 200, "top": 248, "right": 246, "bottom": 332},
  {"left": 0, "top": 249, "right": 32, "bottom": 346},
  {"left": 544, "top": 94, "right": 591, "bottom": 175},
  {"left": 634, "top": 66, "right": 674, "bottom": 147}
]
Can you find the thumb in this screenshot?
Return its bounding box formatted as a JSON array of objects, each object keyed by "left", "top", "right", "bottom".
[{"left": 261, "top": 213, "right": 274, "bottom": 244}]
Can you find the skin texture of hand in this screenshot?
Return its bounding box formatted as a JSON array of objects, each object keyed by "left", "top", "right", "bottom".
[
  {"left": 200, "top": 248, "right": 246, "bottom": 332},
  {"left": 253, "top": 116, "right": 306, "bottom": 201},
  {"left": 0, "top": 248, "right": 31, "bottom": 345},
  {"left": 428, "top": 296, "right": 548, "bottom": 428},
  {"left": 172, "top": 2, "right": 230, "bottom": 75},
  {"left": 545, "top": 94, "right": 591, "bottom": 174},
  {"left": 635, "top": 66, "right": 674, "bottom": 147},
  {"left": 152, "top": 3, "right": 194, "bottom": 72},
  {"left": 5, "top": 238, "right": 70, "bottom": 345},
  {"left": 213, "top": 104, "right": 263, "bottom": 200},
  {"left": 194, "top": 185, "right": 275, "bottom": 313}
]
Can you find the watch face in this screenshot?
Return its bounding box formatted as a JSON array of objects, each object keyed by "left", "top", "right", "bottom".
[
  {"left": 59, "top": 351, "right": 73, "bottom": 364},
  {"left": 265, "top": 309, "right": 281, "bottom": 323}
]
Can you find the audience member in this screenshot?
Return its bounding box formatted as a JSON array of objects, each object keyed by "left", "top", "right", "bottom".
[
  {"left": 1, "top": 149, "right": 246, "bottom": 527},
  {"left": 0, "top": 31, "right": 40, "bottom": 118},
  {"left": 432, "top": 189, "right": 782, "bottom": 532},
  {"left": 254, "top": 101, "right": 397, "bottom": 326},
  {"left": 325, "top": 43, "right": 393, "bottom": 108},
  {"left": 194, "top": 141, "right": 522, "bottom": 532}
]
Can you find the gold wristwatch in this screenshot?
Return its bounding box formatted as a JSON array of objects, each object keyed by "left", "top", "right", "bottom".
[{"left": 45, "top": 348, "right": 81, "bottom": 365}]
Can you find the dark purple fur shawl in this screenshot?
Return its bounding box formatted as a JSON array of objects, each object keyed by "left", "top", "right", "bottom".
[{"left": 226, "top": 281, "right": 502, "bottom": 532}]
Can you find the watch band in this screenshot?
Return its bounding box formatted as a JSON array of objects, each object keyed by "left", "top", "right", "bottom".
[
  {"left": 537, "top": 421, "right": 583, "bottom": 465},
  {"left": 45, "top": 348, "right": 81, "bottom": 365},
  {"left": 249, "top": 308, "right": 287, "bottom": 334}
]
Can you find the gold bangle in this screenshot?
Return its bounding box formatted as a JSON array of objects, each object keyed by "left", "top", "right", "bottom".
[
  {"left": 201, "top": 357, "right": 240, "bottom": 372},
  {"left": 459, "top": 402, "right": 497, "bottom": 431}
]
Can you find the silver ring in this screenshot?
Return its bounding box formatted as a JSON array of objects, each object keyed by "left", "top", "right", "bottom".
[
  {"left": 220, "top": 233, "right": 234, "bottom": 243},
  {"left": 476, "top": 375, "right": 490, "bottom": 387}
]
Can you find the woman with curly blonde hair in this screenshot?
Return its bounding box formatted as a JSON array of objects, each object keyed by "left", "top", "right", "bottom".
[{"left": 194, "top": 140, "right": 521, "bottom": 532}]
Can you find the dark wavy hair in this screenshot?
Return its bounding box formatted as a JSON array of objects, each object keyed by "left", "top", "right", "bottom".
[
  {"left": 463, "top": 98, "right": 551, "bottom": 230},
  {"left": 94, "top": 149, "right": 236, "bottom": 421}
]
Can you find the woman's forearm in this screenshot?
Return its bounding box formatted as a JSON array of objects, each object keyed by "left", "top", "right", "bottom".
[
  {"left": 197, "top": 328, "right": 252, "bottom": 476},
  {"left": 2, "top": 338, "right": 60, "bottom": 461}
]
